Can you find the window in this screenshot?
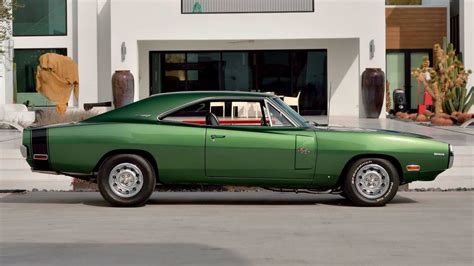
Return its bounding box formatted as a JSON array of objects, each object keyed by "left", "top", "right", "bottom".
[
  {"left": 386, "top": 50, "right": 432, "bottom": 112},
  {"left": 267, "top": 104, "right": 293, "bottom": 127},
  {"left": 162, "top": 99, "right": 268, "bottom": 126},
  {"left": 13, "top": 0, "right": 67, "bottom": 36},
  {"left": 162, "top": 52, "right": 220, "bottom": 92},
  {"left": 182, "top": 0, "right": 314, "bottom": 14},
  {"left": 150, "top": 49, "right": 328, "bottom": 115},
  {"left": 385, "top": 0, "right": 421, "bottom": 5},
  {"left": 14, "top": 48, "right": 67, "bottom": 106}
]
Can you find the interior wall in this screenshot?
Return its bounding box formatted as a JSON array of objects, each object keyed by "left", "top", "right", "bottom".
[{"left": 138, "top": 39, "right": 360, "bottom": 117}]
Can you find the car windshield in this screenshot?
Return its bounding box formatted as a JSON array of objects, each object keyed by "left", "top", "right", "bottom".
[{"left": 271, "top": 97, "right": 308, "bottom": 127}]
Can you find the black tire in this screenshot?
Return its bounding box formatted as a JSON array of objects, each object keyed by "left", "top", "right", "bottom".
[
  {"left": 342, "top": 158, "right": 399, "bottom": 207},
  {"left": 98, "top": 154, "right": 156, "bottom": 207}
]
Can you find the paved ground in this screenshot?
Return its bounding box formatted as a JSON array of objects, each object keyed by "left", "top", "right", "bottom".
[{"left": 0, "top": 191, "right": 472, "bottom": 266}]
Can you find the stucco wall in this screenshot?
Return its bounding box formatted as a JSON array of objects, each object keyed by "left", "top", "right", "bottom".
[{"left": 110, "top": 0, "right": 386, "bottom": 117}]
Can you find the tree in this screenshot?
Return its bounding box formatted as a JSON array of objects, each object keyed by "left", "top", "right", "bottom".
[{"left": 0, "top": 0, "right": 21, "bottom": 53}]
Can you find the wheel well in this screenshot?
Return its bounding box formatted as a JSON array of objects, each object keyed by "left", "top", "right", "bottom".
[
  {"left": 94, "top": 150, "right": 159, "bottom": 182},
  {"left": 337, "top": 154, "right": 404, "bottom": 186}
]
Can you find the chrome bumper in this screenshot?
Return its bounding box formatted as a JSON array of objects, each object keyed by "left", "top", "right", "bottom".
[
  {"left": 20, "top": 145, "right": 28, "bottom": 159},
  {"left": 448, "top": 144, "right": 454, "bottom": 169}
]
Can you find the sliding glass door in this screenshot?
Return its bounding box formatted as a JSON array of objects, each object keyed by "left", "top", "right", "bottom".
[
  {"left": 386, "top": 49, "right": 432, "bottom": 112},
  {"left": 149, "top": 50, "right": 327, "bottom": 115}
]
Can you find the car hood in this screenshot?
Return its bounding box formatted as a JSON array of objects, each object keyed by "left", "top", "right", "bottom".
[{"left": 317, "top": 126, "right": 433, "bottom": 139}]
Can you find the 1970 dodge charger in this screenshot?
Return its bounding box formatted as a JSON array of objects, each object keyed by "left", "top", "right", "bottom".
[{"left": 21, "top": 91, "right": 453, "bottom": 207}]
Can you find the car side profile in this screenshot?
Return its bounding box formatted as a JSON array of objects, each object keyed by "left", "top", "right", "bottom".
[{"left": 21, "top": 91, "right": 453, "bottom": 207}]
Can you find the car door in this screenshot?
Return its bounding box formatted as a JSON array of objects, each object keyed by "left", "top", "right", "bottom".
[{"left": 205, "top": 101, "right": 316, "bottom": 179}]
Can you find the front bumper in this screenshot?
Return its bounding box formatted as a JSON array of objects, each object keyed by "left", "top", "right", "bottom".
[
  {"left": 20, "top": 145, "right": 28, "bottom": 159},
  {"left": 448, "top": 144, "right": 454, "bottom": 169}
]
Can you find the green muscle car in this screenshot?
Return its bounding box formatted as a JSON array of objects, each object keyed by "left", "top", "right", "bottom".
[{"left": 21, "top": 91, "right": 453, "bottom": 207}]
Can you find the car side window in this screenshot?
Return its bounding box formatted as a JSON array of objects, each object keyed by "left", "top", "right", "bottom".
[
  {"left": 217, "top": 100, "right": 266, "bottom": 126},
  {"left": 162, "top": 101, "right": 210, "bottom": 125},
  {"left": 266, "top": 103, "right": 293, "bottom": 127},
  {"left": 161, "top": 99, "right": 268, "bottom": 126}
]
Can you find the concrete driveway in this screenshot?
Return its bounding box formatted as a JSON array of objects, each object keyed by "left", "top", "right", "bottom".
[{"left": 0, "top": 191, "right": 472, "bottom": 266}]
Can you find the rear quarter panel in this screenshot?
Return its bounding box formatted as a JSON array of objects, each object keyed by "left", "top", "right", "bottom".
[{"left": 47, "top": 122, "right": 206, "bottom": 182}]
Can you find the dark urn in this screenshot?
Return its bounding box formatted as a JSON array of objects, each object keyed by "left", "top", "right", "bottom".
[
  {"left": 112, "top": 70, "right": 134, "bottom": 108},
  {"left": 361, "top": 68, "right": 385, "bottom": 118}
]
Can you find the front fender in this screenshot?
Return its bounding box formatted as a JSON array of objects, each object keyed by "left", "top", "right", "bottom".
[{"left": 314, "top": 130, "right": 450, "bottom": 187}]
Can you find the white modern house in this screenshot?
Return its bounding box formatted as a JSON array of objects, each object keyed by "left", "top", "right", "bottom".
[{"left": 0, "top": 0, "right": 473, "bottom": 117}]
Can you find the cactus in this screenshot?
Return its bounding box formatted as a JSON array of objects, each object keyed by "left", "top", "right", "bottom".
[
  {"left": 411, "top": 39, "right": 471, "bottom": 114},
  {"left": 443, "top": 86, "right": 474, "bottom": 114}
]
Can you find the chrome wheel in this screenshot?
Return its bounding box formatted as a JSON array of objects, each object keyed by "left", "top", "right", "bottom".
[
  {"left": 108, "top": 163, "right": 144, "bottom": 198},
  {"left": 355, "top": 163, "right": 390, "bottom": 199}
]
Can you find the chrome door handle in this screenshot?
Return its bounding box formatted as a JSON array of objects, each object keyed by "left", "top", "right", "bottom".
[{"left": 210, "top": 135, "right": 226, "bottom": 139}]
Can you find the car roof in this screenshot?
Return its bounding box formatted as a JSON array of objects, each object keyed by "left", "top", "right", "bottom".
[
  {"left": 85, "top": 91, "right": 273, "bottom": 123},
  {"left": 151, "top": 90, "right": 270, "bottom": 98}
]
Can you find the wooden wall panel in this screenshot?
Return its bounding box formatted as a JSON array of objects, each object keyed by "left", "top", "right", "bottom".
[{"left": 386, "top": 7, "right": 447, "bottom": 49}]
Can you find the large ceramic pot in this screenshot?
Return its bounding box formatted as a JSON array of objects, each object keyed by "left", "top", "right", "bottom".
[
  {"left": 112, "top": 70, "right": 134, "bottom": 108},
  {"left": 362, "top": 68, "right": 385, "bottom": 118}
]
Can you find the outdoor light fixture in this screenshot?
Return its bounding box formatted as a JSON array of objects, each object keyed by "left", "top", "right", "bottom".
[
  {"left": 369, "top": 40, "right": 375, "bottom": 59},
  {"left": 121, "top": 42, "right": 127, "bottom": 62}
]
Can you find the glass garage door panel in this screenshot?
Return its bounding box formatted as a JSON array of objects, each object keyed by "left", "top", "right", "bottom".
[
  {"left": 151, "top": 50, "right": 328, "bottom": 115},
  {"left": 386, "top": 53, "right": 405, "bottom": 110},
  {"left": 410, "top": 52, "right": 429, "bottom": 110},
  {"left": 222, "top": 52, "right": 252, "bottom": 91}
]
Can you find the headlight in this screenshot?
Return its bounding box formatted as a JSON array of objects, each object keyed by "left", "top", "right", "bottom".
[{"left": 448, "top": 144, "right": 454, "bottom": 169}]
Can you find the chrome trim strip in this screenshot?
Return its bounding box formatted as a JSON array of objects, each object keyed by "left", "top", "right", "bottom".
[
  {"left": 264, "top": 99, "right": 273, "bottom": 127},
  {"left": 156, "top": 95, "right": 302, "bottom": 128}
]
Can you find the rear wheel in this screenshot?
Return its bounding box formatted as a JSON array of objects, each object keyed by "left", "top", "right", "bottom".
[
  {"left": 98, "top": 154, "right": 156, "bottom": 207},
  {"left": 342, "top": 158, "right": 399, "bottom": 207}
]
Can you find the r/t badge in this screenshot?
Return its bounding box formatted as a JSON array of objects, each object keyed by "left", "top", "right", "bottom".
[{"left": 297, "top": 147, "right": 311, "bottom": 155}]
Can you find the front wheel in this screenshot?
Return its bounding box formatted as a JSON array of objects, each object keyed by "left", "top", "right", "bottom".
[
  {"left": 342, "top": 158, "right": 399, "bottom": 207},
  {"left": 98, "top": 154, "right": 156, "bottom": 207}
]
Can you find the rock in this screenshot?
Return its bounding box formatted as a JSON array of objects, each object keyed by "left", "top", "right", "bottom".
[
  {"left": 431, "top": 115, "right": 454, "bottom": 126},
  {"left": 423, "top": 110, "right": 434, "bottom": 117},
  {"left": 416, "top": 114, "right": 429, "bottom": 122},
  {"left": 457, "top": 113, "right": 472, "bottom": 124}
]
